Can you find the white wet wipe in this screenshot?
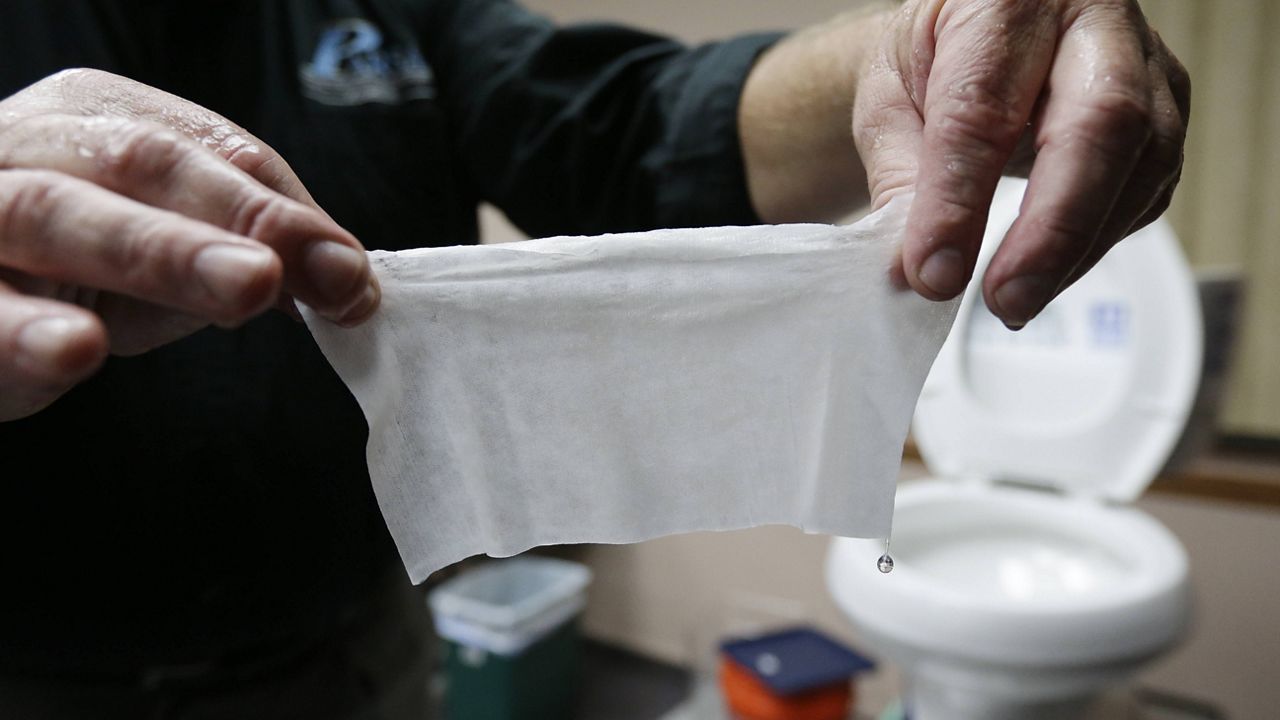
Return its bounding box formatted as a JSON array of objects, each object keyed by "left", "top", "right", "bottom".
[{"left": 304, "top": 196, "right": 959, "bottom": 582}]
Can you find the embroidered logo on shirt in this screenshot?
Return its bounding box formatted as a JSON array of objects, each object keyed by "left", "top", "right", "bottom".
[{"left": 301, "top": 19, "right": 436, "bottom": 106}]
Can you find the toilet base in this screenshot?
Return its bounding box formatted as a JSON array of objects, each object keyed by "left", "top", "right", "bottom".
[
  {"left": 899, "top": 660, "right": 1145, "bottom": 720},
  {"left": 907, "top": 675, "right": 1099, "bottom": 720}
]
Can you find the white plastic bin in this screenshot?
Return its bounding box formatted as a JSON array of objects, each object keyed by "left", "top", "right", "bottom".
[
  {"left": 430, "top": 557, "right": 593, "bottom": 719},
  {"left": 429, "top": 556, "right": 592, "bottom": 656}
]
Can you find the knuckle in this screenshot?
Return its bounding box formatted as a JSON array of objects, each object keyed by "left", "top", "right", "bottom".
[
  {"left": 1168, "top": 60, "right": 1191, "bottom": 102},
  {"left": 39, "top": 68, "right": 118, "bottom": 112},
  {"left": 217, "top": 133, "right": 265, "bottom": 171},
  {"left": 927, "top": 193, "right": 989, "bottom": 238},
  {"left": 1048, "top": 91, "right": 1153, "bottom": 158},
  {"left": 867, "top": 167, "right": 915, "bottom": 208},
  {"left": 227, "top": 188, "right": 294, "bottom": 241},
  {"left": 1146, "top": 190, "right": 1174, "bottom": 221},
  {"left": 931, "top": 85, "right": 1026, "bottom": 164},
  {"left": 942, "top": 80, "right": 1025, "bottom": 140},
  {"left": 1031, "top": 212, "right": 1096, "bottom": 268},
  {"left": 931, "top": 113, "right": 1016, "bottom": 178},
  {"left": 99, "top": 122, "right": 194, "bottom": 188},
  {"left": 1135, "top": 179, "right": 1178, "bottom": 230},
  {"left": 1082, "top": 90, "right": 1152, "bottom": 138},
  {"left": 110, "top": 215, "right": 178, "bottom": 286},
  {"left": 855, "top": 103, "right": 911, "bottom": 158},
  {"left": 231, "top": 151, "right": 305, "bottom": 204},
  {"left": 1151, "top": 33, "right": 1191, "bottom": 97},
  {"left": 1164, "top": 163, "right": 1184, "bottom": 197},
  {"left": 933, "top": 146, "right": 1001, "bottom": 203},
  {"left": 0, "top": 170, "right": 67, "bottom": 247},
  {"left": 945, "top": 0, "right": 1039, "bottom": 31},
  {"left": 1170, "top": 60, "right": 1190, "bottom": 91},
  {"left": 36, "top": 67, "right": 105, "bottom": 94},
  {"left": 46, "top": 67, "right": 107, "bottom": 84},
  {"left": 220, "top": 141, "right": 304, "bottom": 203},
  {"left": 1144, "top": 135, "right": 1183, "bottom": 181},
  {"left": 1037, "top": 210, "right": 1093, "bottom": 239},
  {"left": 0, "top": 113, "right": 54, "bottom": 155},
  {"left": 1071, "top": 0, "right": 1142, "bottom": 30}
]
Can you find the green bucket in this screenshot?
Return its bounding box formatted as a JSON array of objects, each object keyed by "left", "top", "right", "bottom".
[
  {"left": 442, "top": 619, "right": 581, "bottom": 720},
  {"left": 429, "top": 557, "right": 592, "bottom": 720}
]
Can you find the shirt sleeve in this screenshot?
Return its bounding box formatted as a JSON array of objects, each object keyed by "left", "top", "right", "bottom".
[{"left": 418, "top": 0, "right": 783, "bottom": 236}]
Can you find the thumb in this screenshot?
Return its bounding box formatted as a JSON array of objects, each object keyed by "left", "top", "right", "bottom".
[{"left": 853, "top": 18, "right": 925, "bottom": 215}]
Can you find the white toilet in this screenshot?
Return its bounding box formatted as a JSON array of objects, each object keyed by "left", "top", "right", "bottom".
[{"left": 826, "top": 179, "right": 1202, "bottom": 720}]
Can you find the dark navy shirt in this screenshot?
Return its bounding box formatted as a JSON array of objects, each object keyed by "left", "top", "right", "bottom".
[{"left": 0, "top": 0, "right": 777, "bottom": 671}]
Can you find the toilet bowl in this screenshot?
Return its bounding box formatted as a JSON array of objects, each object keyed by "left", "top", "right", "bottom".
[
  {"left": 826, "top": 179, "right": 1202, "bottom": 720},
  {"left": 827, "top": 484, "right": 1190, "bottom": 720}
]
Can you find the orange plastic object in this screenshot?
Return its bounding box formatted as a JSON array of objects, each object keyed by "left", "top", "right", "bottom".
[{"left": 719, "top": 656, "right": 854, "bottom": 720}]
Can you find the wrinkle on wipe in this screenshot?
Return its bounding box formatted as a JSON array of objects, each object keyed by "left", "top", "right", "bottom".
[{"left": 304, "top": 196, "right": 960, "bottom": 583}]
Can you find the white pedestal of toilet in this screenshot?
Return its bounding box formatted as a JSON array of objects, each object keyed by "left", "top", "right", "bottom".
[{"left": 827, "top": 179, "right": 1202, "bottom": 720}]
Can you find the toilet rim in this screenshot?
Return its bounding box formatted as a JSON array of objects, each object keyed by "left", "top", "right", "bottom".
[
  {"left": 882, "top": 480, "right": 1188, "bottom": 614},
  {"left": 826, "top": 480, "right": 1190, "bottom": 666}
]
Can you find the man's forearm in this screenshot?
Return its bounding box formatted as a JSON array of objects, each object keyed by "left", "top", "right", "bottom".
[{"left": 738, "top": 4, "right": 894, "bottom": 224}]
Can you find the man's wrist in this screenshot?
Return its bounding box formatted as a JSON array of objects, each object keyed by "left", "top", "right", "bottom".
[{"left": 738, "top": 4, "right": 896, "bottom": 223}]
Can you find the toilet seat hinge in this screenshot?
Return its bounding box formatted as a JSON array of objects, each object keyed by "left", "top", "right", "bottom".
[{"left": 989, "top": 475, "right": 1068, "bottom": 497}]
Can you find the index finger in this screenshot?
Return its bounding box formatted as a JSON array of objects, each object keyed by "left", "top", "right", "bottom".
[
  {"left": 18, "top": 69, "right": 377, "bottom": 323},
  {"left": 901, "top": 2, "right": 1057, "bottom": 300},
  {"left": 0, "top": 114, "right": 377, "bottom": 325},
  {"left": 36, "top": 68, "right": 324, "bottom": 211}
]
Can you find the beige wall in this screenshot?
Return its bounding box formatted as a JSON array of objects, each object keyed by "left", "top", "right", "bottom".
[{"left": 1142, "top": 0, "right": 1280, "bottom": 436}]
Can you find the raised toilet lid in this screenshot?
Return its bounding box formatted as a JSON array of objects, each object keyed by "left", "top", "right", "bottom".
[{"left": 913, "top": 178, "right": 1203, "bottom": 502}]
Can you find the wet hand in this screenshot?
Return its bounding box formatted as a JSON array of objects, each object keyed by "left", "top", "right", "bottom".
[
  {"left": 855, "top": 0, "right": 1189, "bottom": 328},
  {"left": 0, "top": 69, "right": 379, "bottom": 420}
]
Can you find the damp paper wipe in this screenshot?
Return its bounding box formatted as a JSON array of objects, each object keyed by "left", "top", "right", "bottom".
[{"left": 304, "top": 196, "right": 960, "bottom": 583}]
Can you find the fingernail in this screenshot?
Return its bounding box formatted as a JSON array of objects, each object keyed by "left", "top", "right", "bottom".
[
  {"left": 303, "top": 240, "right": 367, "bottom": 309},
  {"left": 17, "top": 316, "right": 91, "bottom": 367},
  {"left": 337, "top": 277, "right": 381, "bottom": 327},
  {"left": 916, "top": 247, "right": 967, "bottom": 297},
  {"left": 195, "top": 244, "right": 276, "bottom": 304},
  {"left": 993, "top": 274, "right": 1054, "bottom": 326}
]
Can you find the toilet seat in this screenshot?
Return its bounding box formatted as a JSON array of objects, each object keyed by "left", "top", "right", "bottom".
[
  {"left": 913, "top": 179, "right": 1203, "bottom": 501},
  {"left": 827, "top": 177, "right": 1202, "bottom": 680}
]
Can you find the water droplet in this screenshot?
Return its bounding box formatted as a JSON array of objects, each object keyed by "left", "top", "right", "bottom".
[{"left": 877, "top": 553, "right": 895, "bottom": 574}]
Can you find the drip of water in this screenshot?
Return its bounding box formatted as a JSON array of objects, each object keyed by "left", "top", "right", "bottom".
[
  {"left": 876, "top": 553, "right": 895, "bottom": 573},
  {"left": 877, "top": 538, "right": 894, "bottom": 574}
]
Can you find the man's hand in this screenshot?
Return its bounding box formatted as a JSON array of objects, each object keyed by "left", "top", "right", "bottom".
[
  {"left": 857, "top": 0, "right": 1189, "bottom": 328},
  {"left": 0, "top": 69, "right": 379, "bottom": 421},
  {"left": 741, "top": 0, "right": 1188, "bottom": 328}
]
